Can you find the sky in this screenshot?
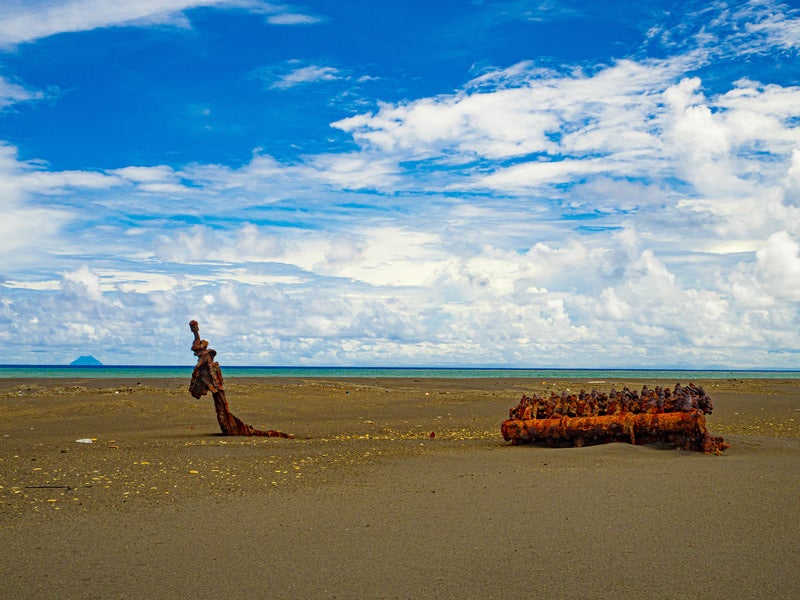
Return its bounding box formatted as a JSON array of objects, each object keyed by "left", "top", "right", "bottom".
[{"left": 0, "top": 0, "right": 799, "bottom": 368}]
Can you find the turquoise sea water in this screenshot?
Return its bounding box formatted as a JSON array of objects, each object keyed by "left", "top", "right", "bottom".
[{"left": 1, "top": 365, "right": 798, "bottom": 380}]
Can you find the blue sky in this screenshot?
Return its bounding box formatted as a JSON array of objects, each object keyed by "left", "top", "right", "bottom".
[{"left": 1, "top": 0, "right": 799, "bottom": 367}]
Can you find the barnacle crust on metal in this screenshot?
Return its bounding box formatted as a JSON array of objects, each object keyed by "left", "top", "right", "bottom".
[{"left": 501, "top": 384, "right": 728, "bottom": 454}]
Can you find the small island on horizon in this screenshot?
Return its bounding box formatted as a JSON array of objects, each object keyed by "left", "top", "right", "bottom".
[{"left": 69, "top": 355, "right": 103, "bottom": 366}]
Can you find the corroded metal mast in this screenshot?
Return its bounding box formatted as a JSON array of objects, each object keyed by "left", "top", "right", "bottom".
[{"left": 189, "top": 320, "right": 292, "bottom": 438}]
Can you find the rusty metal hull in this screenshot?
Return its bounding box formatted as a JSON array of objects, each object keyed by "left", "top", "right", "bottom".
[{"left": 501, "top": 411, "right": 728, "bottom": 454}]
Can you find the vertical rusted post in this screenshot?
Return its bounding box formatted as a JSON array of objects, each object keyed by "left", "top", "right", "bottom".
[{"left": 189, "top": 320, "right": 292, "bottom": 438}]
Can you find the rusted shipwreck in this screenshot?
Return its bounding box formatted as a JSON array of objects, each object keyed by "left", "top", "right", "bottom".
[
  {"left": 189, "top": 320, "right": 292, "bottom": 438},
  {"left": 501, "top": 383, "right": 728, "bottom": 454}
]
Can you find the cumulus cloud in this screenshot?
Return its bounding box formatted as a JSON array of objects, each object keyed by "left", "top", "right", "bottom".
[
  {"left": 333, "top": 47, "right": 800, "bottom": 262},
  {"left": 754, "top": 231, "right": 800, "bottom": 301},
  {"left": 332, "top": 59, "right": 677, "bottom": 162},
  {"left": 63, "top": 265, "right": 104, "bottom": 301},
  {"left": 335, "top": 60, "right": 800, "bottom": 208}
]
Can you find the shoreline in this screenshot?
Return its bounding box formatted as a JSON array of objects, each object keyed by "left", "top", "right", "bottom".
[
  {"left": 3, "top": 365, "right": 800, "bottom": 382},
  {"left": 1, "top": 377, "right": 799, "bottom": 598}
]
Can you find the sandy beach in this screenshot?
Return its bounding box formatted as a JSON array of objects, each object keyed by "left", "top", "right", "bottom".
[{"left": 1, "top": 376, "right": 798, "bottom": 599}]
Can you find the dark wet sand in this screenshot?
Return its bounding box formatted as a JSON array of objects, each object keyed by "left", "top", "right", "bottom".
[{"left": 1, "top": 377, "right": 798, "bottom": 599}]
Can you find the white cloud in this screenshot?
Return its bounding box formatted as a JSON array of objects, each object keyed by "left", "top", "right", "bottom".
[
  {"left": 0, "top": 0, "right": 219, "bottom": 46},
  {"left": 20, "top": 169, "right": 123, "bottom": 193},
  {"left": 754, "top": 230, "right": 800, "bottom": 301},
  {"left": 110, "top": 165, "right": 188, "bottom": 194},
  {"left": 111, "top": 165, "right": 177, "bottom": 183},
  {"left": 332, "top": 52, "right": 800, "bottom": 269},
  {"left": 63, "top": 265, "right": 104, "bottom": 301},
  {"left": 474, "top": 158, "right": 613, "bottom": 191},
  {"left": 0, "top": 205, "right": 67, "bottom": 258},
  {"left": 332, "top": 87, "right": 558, "bottom": 159},
  {"left": 175, "top": 150, "right": 400, "bottom": 199},
  {"left": 268, "top": 64, "right": 341, "bottom": 90},
  {"left": 0, "top": 143, "right": 73, "bottom": 265},
  {"left": 266, "top": 13, "right": 321, "bottom": 26},
  {"left": 782, "top": 148, "right": 800, "bottom": 207},
  {"left": 1, "top": 280, "right": 61, "bottom": 291},
  {"left": 0, "top": 74, "right": 43, "bottom": 109},
  {"left": 302, "top": 153, "right": 400, "bottom": 189},
  {"left": 334, "top": 56, "right": 800, "bottom": 223},
  {"left": 724, "top": 230, "right": 800, "bottom": 317},
  {"left": 0, "top": 0, "right": 312, "bottom": 47},
  {"left": 734, "top": 0, "right": 800, "bottom": 52},
  {"left": 319, "top": 226, "right": 445, "bottom": 288},
  {"left": 332, "top": 59, "right": 677, "bottom": 162},
  {"left": 649, "top": 0, "right": 800, "bottom": 62}
]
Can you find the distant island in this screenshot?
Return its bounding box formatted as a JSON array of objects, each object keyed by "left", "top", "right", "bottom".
[{"left": 70, "top": 355, "right": 103, "bottom": 366}]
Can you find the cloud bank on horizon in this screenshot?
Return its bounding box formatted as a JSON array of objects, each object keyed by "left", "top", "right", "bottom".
[{"left": 0, "top": 0, "right": 798, "bottom": 367}]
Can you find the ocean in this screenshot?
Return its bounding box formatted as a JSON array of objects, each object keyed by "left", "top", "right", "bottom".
[{"left": 1, "top": 365, "right": 799, "bottom": 380}]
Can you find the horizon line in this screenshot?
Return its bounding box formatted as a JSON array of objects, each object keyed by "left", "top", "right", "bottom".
[{"left": 1, "top": 364, "right": 799, "bottom": 372}]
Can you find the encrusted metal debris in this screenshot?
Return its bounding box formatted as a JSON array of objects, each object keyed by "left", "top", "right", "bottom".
[
  {"left": 189, "top": 320, "right": 292, "bottom": 438},
  {"left": 501, "top": 383, "right": 728, "bottom": 453}
]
